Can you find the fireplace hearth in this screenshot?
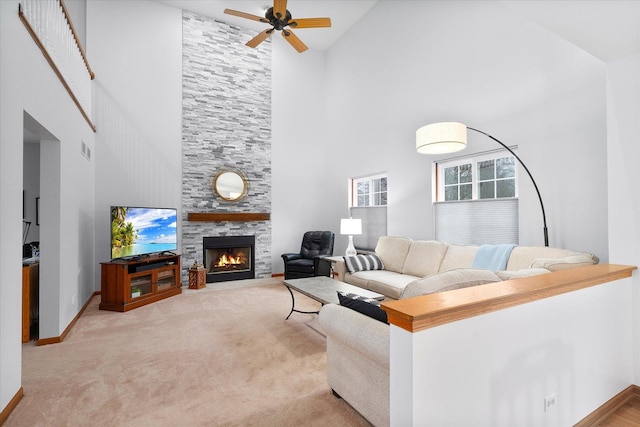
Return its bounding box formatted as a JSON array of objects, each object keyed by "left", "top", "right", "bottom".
[{"left": 203, "top": 236, "right": 255, "bottom": 283}]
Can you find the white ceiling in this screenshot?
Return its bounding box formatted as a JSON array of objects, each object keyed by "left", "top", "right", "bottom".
[
  {"left": 157, "top": 0, "right": 378, "bottom": 51},
  {"left": 157, "top": 0, "right": 640, "bottom": 62},
  {"left": 500, "top": 0, "right": 640, "bottom": 62}
]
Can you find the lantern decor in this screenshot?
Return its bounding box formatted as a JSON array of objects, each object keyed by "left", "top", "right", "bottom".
[{"left": 188, "top": 260, "right": 206, "bottom": 290}]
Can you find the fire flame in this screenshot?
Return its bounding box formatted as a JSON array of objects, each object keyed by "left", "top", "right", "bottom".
[{"left": 215, "top": 253, "right": 245, "bottom": 267}]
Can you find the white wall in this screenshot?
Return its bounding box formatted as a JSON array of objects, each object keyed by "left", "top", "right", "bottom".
[
  {"left": 87, "top": 0, "right": 183, "bottom": 276},
  {"left": 390, "top": 276, "right": 634, "bottom": 426},
  {"left": 271, "top": 38, "right": 337, "bottom": 267},
  {"left": 0, "top": 0, "right": 96, "bottom": 408},
  {"left": 606, "top": 52, "right": 640, "bottom": 383},
  {"left": 322, "top": 1, "right": 608, "bottom": 259}
]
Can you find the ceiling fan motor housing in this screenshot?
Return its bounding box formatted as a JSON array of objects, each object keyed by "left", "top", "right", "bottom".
[{"left": 265, "top": 7, "right": 292, "bottom": 30}]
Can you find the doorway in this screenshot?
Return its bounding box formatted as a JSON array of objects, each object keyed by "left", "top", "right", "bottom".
[{"left": 23, "top": 111, "right": 61, "bottom": 342}]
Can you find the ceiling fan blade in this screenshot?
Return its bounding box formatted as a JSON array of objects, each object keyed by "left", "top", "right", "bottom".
[
  {"left": 273, "top": 0, "right": 287, "bottom": 19},
  {"left": 224, "top": 9, "right": 268, "bottom": 23},
  {"left": 281, "top": 29, "right": 308, "bottom": 53},
  {"left": 289, "top": 18, "right": 332, "bottom": 29},
  {"left": 246, "top": 29, "right": 273, "bottom": 48}
]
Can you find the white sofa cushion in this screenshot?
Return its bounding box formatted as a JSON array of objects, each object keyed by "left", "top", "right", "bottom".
[
  {"left": 350, "top": 270, "right": 420, "bottom": 300},
  {"left": 495, "top": 268, "right": 551, "bottom": 280},
  {"left": 439, "top": 244, "right": 479, "bottom": 272},
  {"left": 400, "top": 268, "right": 501, "bottom": 299},
  {"left": 375, "top": 236, "right": 411, "bottom": 273},
  {"left": 506, "top": 246, "right": 575, "bottom": 271},
  {"left": 402, "top": 240, "right": 449, "bottom": 277},
  {"left": 529, "top": 253, "right": 599, "bottom": 271}
]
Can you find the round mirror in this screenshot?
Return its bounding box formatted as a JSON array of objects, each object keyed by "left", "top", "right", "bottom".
[{"left": 212, "top": 170, "right": 248, "bottom": 201}]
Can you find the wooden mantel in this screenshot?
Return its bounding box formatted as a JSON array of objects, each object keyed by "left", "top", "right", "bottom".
[
  {"left": 381, "top": 264, "right": 637, "bottom": 333},
  {"left": 187, "top": 212, "right": 270, "bottom": 222}
]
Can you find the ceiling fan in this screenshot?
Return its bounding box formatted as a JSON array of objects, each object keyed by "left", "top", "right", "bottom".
[{"left": 224, "top": 0, "right": 331, "bottom": 53}]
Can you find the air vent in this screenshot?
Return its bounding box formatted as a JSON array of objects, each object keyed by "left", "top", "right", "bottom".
[{"left": 81, "top": 140, "right": 91, "bottom": 161}]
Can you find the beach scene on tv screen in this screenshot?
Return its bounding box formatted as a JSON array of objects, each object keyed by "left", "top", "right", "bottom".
[{"left": 111, "top": 207, "right": 177, "bottom": 258}]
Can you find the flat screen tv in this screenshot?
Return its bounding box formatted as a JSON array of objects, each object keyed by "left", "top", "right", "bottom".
[{"left": 110, "top": 206, "right": 177, "bottom": 260}]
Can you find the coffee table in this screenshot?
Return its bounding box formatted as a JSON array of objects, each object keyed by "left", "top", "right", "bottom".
[{"left": 283, "top": 276, "right": 385, "bottom": 320}]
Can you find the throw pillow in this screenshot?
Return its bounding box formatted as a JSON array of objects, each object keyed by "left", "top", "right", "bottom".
[
  {"left": 337, "top": 291, "right": 388, "bottom": 324},
  {"left": 344, "top": 254, "right": 385, "bottom": 274}
]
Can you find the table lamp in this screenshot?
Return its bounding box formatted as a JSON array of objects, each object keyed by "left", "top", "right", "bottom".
[{"left": 340, "top": 218, "right": 362, "bottom": 256}]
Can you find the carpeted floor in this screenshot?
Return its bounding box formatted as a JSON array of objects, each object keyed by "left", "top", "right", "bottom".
[{"left": 7, "top": 279, "right": 371, "bottom": 426}]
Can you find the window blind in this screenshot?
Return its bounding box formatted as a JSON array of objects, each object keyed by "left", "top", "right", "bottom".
[
  {"left": 434, "top": 198, "right": 519, "bottom": 245},
  {"left": 350, "top": 206, "right": 387, "bottom": 251}
]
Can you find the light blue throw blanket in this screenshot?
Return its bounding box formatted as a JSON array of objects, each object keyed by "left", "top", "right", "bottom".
[{"left": 470, "top": 244, "right": 517, "bottom": 271}]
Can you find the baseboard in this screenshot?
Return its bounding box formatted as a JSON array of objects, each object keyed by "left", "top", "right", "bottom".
[
  {"left": 0, "top": 387, "right": 24, "bottom": 425},
  {"left": 36, "top": 291, "right": 100, "bottom": 346},
  {"left": 574, "top": 384, "right": 640, "bottom": 426}
]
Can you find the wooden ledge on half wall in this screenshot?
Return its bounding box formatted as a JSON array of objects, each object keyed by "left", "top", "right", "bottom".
[
  {"left": 187, "top": 212, "right": 270, "bottom": 222},
  {"left": 381, "top": 264, "right": 637, "bottom": 333}
]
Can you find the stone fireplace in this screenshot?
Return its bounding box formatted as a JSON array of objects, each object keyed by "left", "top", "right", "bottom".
[
  {"left": 203, "top": 235, "right": 255, "bottom": 282},
  {"left": 180, "top": 11, "right": 272, "bottom": 285}
]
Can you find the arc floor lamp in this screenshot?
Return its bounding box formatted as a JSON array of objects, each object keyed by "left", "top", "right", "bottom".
[{"left": 416, "top": 121, "right": 549, "bottom": 247}]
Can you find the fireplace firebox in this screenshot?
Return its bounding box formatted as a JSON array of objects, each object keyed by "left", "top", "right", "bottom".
[{"left": 203, "top": 236, "right": 255, "bottom": 283}]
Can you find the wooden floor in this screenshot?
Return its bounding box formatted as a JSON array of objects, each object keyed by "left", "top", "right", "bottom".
[{"left": 596, "top": 396, "right": 640, "bottom": 426}]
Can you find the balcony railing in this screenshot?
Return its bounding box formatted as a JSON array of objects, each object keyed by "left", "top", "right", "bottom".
[{"left": 18, "top": 0, "right": 95, "bottom": 131}]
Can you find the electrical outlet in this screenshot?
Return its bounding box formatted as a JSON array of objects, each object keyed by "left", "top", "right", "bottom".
[{"left": 544, "top": 394, "right": 557, "bottom": 413}]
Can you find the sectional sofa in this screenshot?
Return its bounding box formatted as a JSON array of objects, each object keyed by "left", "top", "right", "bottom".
[
  {"left": 331, "top": 236, "right": 598, "bottom": 300},
  {"left": 319, "top": 236, "right": 599, "bottom": 427}
]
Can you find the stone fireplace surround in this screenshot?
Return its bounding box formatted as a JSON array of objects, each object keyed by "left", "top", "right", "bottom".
[{"left": 180, "top": 11, "right": 272, "bottom": 284}]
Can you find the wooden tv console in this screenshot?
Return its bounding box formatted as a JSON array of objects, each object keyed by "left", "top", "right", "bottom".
[{"left": 100, "top": 254, "right": 182, "bottom": 312}]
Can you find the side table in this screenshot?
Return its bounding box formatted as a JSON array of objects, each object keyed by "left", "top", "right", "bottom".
[{"left": 323, "top": 256, "right": 344, "bottom": 280}]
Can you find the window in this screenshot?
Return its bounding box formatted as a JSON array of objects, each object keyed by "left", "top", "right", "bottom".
[
  {"left": 350, "top": 173, "right": 387, "bottom": 207},
  {"left": 434, "top": 151, "right": 519, "bottom": 245},
  {"left": 437, "top": 152, "right": 517, "bottom": 202},
  {"left": 478, "top": 157, "right": 516, "bottom": 199},
  {"left": 443, "top": 163, "right": 472, "bottom": 201}
]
